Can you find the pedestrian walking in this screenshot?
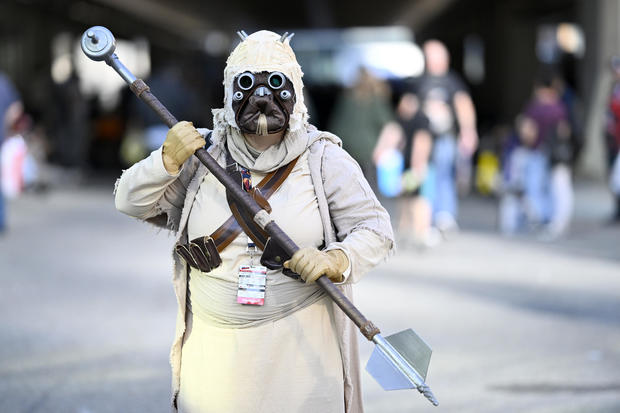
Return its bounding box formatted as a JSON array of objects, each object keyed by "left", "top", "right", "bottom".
[
  {"left": 606, "top": 57, "right": 620, "bottom": 222},
  {"left": 523, "top": 73, "right": 572, "bottom": 238},
  {"left": 416, "top": 40, "right": 478, "bottom": 234},
  {"left": 393, "top": 91, "right": 437, "bottom": 248},
  {"left": 329, "top": 67, "right": 393, "bottom": 191},
  {"left": 499, "top": 115, "right": 550, "bottom": 234},
  {"left": 0, "top": 71, "right": 22, "bottom": 234}
]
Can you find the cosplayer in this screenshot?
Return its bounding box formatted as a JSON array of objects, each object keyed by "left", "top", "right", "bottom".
[{"left": 115, "top": 30, "right": 394, "bottom": 413}]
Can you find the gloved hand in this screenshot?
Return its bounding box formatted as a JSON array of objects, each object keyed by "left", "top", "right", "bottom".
[
  {"left": 162, "top": 121, "right": 206, "bottom": 174},
  {"left": 283, "top": 248, "right": 349, "bottom": 284}
]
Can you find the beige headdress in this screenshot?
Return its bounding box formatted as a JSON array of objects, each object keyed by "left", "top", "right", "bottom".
[{"left": 212, "top": 30, "right": 308, "bottom": 138}]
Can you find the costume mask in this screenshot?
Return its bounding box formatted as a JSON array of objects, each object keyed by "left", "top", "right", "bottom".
[
  {"left": 231, "top": 70, "right": 296, "bottom": 135},
  {"left": 212, "top": 30, "right": 309, "bottom": 140}
]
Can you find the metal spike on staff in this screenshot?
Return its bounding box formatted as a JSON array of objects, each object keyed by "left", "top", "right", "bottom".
[{"left": 80, "top": 25, "right": 439, "bottom": 407}]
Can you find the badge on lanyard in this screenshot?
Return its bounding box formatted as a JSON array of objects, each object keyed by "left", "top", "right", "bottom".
[
  {"left": 237, "top": 237, "right": 267, "bottom": 306},
  {"left": 237, "top": 265, "right": 267, "bottom": 305}
]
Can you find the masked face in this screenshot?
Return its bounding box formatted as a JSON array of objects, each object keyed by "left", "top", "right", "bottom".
[{"left": 231, "top": 71, "right": 296, "bottom": 135}]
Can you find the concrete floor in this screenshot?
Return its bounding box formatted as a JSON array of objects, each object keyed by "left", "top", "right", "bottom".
[{"left": 1, "top": 182, "right": 619, "bottom": 413}]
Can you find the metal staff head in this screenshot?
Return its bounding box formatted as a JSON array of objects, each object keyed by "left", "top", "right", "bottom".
[
  {"left": 81, "top": 26, "right": 136, "bottom": 84},
  {"left": 81, "top": 26, "right": 116, "bottom": 62}
]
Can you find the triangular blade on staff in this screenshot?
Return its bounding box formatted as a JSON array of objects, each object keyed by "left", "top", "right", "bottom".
[
  {"left": 386, "top": 328, "right": 432, "bottom": 381},
  {"left": 366, "top": 329, "right": 438, "bottom": 405}
]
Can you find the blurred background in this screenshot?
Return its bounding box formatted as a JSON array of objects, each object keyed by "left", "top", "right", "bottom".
[{"left": 1, "top": 0, "right": 619, "bottom": 412}]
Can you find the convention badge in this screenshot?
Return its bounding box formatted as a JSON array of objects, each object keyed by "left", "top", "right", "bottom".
[{"left": 237, "top": 265, "right": 267, "bottom": 305}]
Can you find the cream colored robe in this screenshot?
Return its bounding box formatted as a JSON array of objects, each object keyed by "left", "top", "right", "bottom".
[{"left": 114, "top": 126, "right": 395, "bottom": 412}]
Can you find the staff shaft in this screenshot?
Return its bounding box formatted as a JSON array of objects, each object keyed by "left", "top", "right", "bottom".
[{"left": 126, "top": 76, "right": 381, "bottom": 342}]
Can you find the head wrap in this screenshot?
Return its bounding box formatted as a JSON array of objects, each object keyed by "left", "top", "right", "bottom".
[{"left": 211, "top": 30, "right": 311, "bottom": 172}]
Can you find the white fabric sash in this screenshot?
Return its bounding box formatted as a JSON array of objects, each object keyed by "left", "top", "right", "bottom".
[{"left": 187, "top": 268, "right": 326, "bottom": 328}]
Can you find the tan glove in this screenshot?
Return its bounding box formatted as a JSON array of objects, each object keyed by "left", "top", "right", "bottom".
[
  {"left": 284, "top": 248, "right": 349, "bottom": 284},
  {"left": 162, "top": 121, "right": 206, "bottom": 174}
]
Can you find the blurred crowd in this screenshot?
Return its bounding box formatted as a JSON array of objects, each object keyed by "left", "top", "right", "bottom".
[
  {"left": 334, "top": 40, "right": 478, "bottom": 248},
  {"left": 1, "top": 37, "right": 620, "bottom": 242},
  {"left": 328, "top": 39, "right": 620, "bottom": 248}
]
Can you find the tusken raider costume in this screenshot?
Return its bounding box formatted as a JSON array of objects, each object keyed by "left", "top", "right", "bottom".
[{"left": 115, "top": 30, "right": 394, "bottom": 413}]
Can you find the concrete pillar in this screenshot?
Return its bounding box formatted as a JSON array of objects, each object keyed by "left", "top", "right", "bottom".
[{"left": 578, "top": 0, "right": 620, "bottom": 179}]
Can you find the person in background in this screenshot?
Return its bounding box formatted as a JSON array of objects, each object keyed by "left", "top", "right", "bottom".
[
  {"left": 131, "top": 64, "right": 202, "bottom": 153},
  {"left": 59, "top": 73, "right": 89, "bottom": 167},
  {"left": 329, "top": 67, "right": 393, "bottom": 190},
  {"left": 1, "top": 107, "right": 39, "bottom": 199},
  {"left": 0, "top": 71, "right": 22, "bottom": 234},
  {"left": 606, "top": 56, "right": 620, "bottom": 222},
  {"left": 499, "top": 115, "right": 549, "bottom": 234},
  {"left": 523, "top": 73, "right": 572, "bottom": 238},
  {"left": 393, "top": 91, "right": 437, "bottom": 248},
  {"left": 546, "top": 112, "right": 574, "bottom": 239},
  {"left": 416, "top": 40, "right": 478, "bottom": 235}
]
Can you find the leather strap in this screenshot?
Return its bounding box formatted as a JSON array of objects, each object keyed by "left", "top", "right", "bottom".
[
  {"left": 222, "top": 151, "right": 299, "bottom": 251},
  {"left": 175, "top": 153, "right": 298, "bottom": 272}
]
